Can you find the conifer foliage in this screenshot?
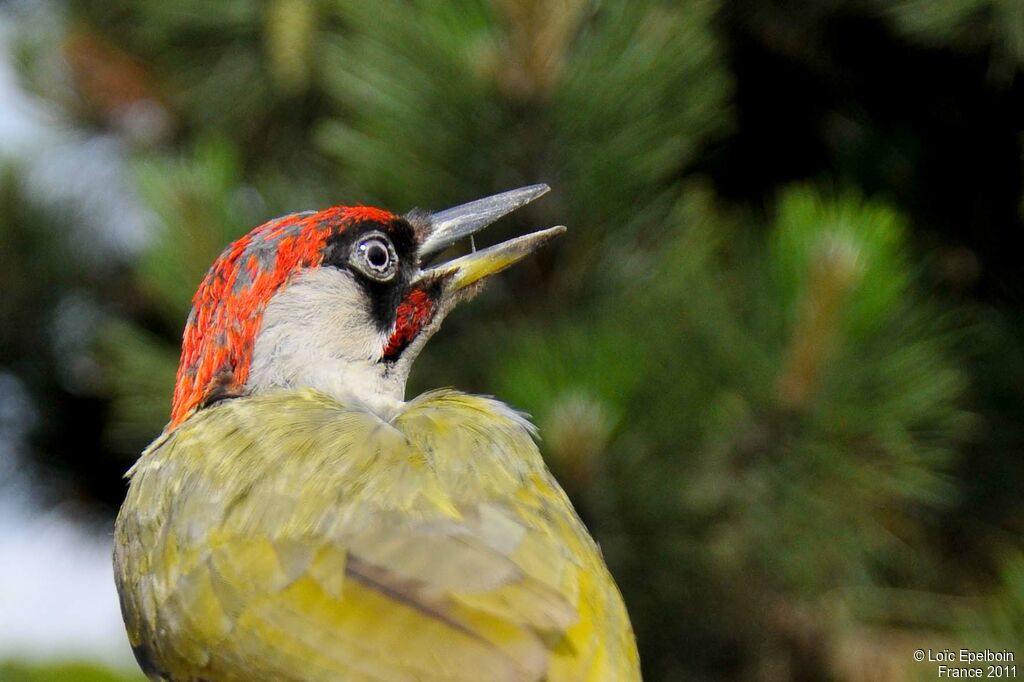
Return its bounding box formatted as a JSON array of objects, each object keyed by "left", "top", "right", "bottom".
[{"left": 2, "top": 0, "right": 1023, "bottom": 679}]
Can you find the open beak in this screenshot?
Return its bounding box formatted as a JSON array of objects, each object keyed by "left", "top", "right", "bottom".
[{"left": 414, "top": 185, "right": 565, "bottom": 292}]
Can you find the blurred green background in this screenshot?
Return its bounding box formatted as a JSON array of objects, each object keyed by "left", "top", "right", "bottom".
[{"left": 0, "top": 1, "right": 1022, "bottom": 680}]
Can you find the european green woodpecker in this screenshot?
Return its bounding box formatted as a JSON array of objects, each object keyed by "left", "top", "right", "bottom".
[{"left": 113, "top": 185, "right": 640, "bottom": 681}]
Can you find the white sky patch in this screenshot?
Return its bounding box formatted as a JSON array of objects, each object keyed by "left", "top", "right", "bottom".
[
  {"left": 0, "top": 21, "right": 49, "bottom": 152},
  {"left": 0, "top": 374, "right": 136, "bottom": 667},
  {"left": 0, "top": 499, "right": 137, "bottom": 667}
]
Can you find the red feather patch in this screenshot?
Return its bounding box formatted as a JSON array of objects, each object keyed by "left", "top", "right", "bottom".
[{"left": 383, "top": 289, "right": 436, "bottom": 359}]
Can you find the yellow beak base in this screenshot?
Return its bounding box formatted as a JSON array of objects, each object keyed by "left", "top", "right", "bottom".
[{"left": 418, "top": 225, "right": 566, "bottom": 293}]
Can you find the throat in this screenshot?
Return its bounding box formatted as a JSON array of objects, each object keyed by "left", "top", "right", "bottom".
[{"left": 248, "top": 355, "right": 408, "bottom": 415}]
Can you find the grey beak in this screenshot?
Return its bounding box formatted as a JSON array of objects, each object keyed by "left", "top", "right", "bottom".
[{"left": 418, "top": 184, "right": 550, "bottom": 259}]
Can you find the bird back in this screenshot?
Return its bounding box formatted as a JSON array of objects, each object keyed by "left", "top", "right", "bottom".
[{"left": 114, "top": 389, "right": 640, "bottom": 681}]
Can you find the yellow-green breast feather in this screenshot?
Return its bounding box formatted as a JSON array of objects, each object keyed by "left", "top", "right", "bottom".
[{"left": 114, "top": 389, "right": 639, "bottom": 681}]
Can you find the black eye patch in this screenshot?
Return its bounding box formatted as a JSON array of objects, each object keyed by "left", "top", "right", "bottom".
[
  {"left": 322, "top": 218, "right": 420, "bottom": 332},
  {"left": 322, "top": 218, "right": 417, "bottom": 270}
]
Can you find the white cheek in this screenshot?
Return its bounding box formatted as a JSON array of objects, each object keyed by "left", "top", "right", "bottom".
[{"left": 247, "top": 268, "right": 403, "bottom": 409}]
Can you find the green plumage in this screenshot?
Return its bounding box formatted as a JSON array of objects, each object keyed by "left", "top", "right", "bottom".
[{"left": 114, "top": 389, "right": 639, "bottom": 681}]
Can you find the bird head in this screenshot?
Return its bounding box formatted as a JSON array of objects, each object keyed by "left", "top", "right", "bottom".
[{"left": 168, "top": 185, "right": 561, "bottom": 429}]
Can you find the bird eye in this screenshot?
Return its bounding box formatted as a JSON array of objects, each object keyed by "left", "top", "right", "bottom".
[{"left": 351, "top": 232, "right": 398, "bottom": 281}]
